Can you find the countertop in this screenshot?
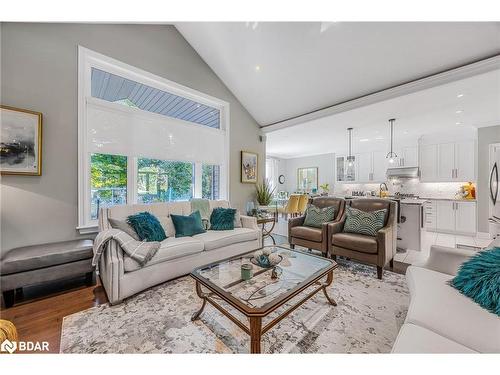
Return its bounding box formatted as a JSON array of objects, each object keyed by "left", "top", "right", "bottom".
[{"left": 419, "top": 197, "right": 476, "bottom": 202}]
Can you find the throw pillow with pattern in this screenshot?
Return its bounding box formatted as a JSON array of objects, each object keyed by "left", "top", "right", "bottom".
[
  {"left": 343, "top": 207, "right": 387, "bottom": 237},
  {"left": 303, "top": 206, "right": 336, "bottom": 228}
]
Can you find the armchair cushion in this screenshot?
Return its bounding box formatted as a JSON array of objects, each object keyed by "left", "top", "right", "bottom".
[
  {"left": 343, "top": 207, "right": 387, "bottom": 237},
  {"left": 303, "top": 206, "right": 335, "bottom": 228},
  {"left": 331, "top": 232, "right": 378, "bottom": 254},
  {"left": 290, "top": 226, "right": 322, "bottom": 242}
]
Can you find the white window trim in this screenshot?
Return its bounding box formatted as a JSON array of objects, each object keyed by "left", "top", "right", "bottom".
[{"left": 77, "top": 46, "right": 230, "bottom": 233}]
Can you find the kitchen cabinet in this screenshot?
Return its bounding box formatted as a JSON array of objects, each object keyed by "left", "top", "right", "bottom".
[
  {"left": 455, "top": 201, "right": 477, "bottom": 235},
  {"left": 436, "top": 201, "right": 456, "bottom": 232},
  {"left": 426, "top": 199, "right": 476, "bottom": 236},
  {"left": 336, "top": 155, "right": 356, "bottom": 182},
  {"left": 397, "top": 146, "right": 418, "bottom": 167},
  {"left": 372, "top": 151, "right": 388, "bottom": 181},
  {"left": 419, "top": 144, "right": 438, "bottom": 182},
  {"left": 356, "top": 152, "right": 372, "bottom": 182},
  {"left": 419, "top": 140, "right": 476, "bottom": 182}
]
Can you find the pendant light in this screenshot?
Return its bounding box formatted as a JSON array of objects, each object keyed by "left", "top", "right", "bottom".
[
  {"left": 386, "top": 118, "right": 398, "bottom": 164},
  {"left": 346, "top": 127, "right": 355, "bottom": 173}
]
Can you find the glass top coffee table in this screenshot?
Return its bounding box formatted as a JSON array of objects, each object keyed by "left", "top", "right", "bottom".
[{"left": 190, "top": 245, "right": 338, "bottom": 353}]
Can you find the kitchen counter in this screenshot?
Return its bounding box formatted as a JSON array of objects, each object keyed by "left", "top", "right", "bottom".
[
  {"left": 419, "top": 197, "right": 476, "bottom": 202},
  {"left": 399, "top": 198, "right": 429, "bottom": 205}
]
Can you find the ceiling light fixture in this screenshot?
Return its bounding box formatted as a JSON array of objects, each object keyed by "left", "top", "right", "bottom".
[
  {"left": 359, "top": 138, "right": 369, "bottom": 142},
  {"left": 346, "top": 127, "right": 355, "bottom": 168},
  {"left": 255, "top": 65, "right": 261, "bottom": 72},
  {"left": 386, "top": 118, "right": 398, "bottom": 164},
  {"left": 456, "top": 122, "right": 462, "bottom": 125},
  {"left": 456, "top": 110, "right": 463, "bottom": 114},
  {"left": 457, "top": 94, "right": 464, "bottom": 98}
]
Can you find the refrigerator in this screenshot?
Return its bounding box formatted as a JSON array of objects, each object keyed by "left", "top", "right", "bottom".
[{"left": 489, "top": 143, "right": 500, "bottom": 238}]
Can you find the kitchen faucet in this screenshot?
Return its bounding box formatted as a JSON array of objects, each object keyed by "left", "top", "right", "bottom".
[{"left": 379, "top": 183, "right": 388, "bottom": 198}]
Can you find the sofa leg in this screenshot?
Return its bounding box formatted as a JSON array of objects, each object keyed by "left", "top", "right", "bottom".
[
  {"left": 389, "top": 258, "right": 394, "bottom": 269},
  {"left": 289, "top": 244, "right": 295, "bottom": 249},
  {"left": 3, "top": 290, "right": 15, "bottom": 308},
  {"left": 377, "top": 266, "right": 383, "bottom": 280},
  {"left": 85, "top": 271, "right": 96, "bottom": 286},
  {"left": 332, "top": 254, "right": 337, "bottom": 261}
]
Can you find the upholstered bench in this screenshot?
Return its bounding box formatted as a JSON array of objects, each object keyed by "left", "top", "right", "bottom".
[{"left": 1, "top": 239, "right": 94, "bottom": 308}]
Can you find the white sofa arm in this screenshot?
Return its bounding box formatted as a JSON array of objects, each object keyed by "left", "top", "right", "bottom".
[
  {"left": 240, "top": 215, "right": 259, "bottom": 231},
  {"left": 98, "top": 240, "right": 125, "bottom": 305},
  {"left": 416, "top": 245, "right": 476, "bottom": 276}
]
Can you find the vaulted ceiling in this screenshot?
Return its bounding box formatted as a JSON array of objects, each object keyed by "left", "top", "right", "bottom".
[{"left": 176, "top": 22, "right": 500, "bottom": 127}]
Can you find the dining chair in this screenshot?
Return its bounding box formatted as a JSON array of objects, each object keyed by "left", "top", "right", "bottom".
[
  {"left": 277, "top": 194, "right": 300, "bottom": 219},
  {"left": 297, "top": 194, "right": 309, "bottom": 215}
]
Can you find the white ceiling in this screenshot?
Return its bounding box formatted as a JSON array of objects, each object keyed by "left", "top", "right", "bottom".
[
  {"left": 176, "top": 22, "right": 500, "bottom": 126},
  {"left": 265, "top": 69, "right": 500, "bottom": 159}
]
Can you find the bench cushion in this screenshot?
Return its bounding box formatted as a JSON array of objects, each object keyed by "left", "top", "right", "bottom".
[{"left": 1, "top": 239, "right": 94, "bottom": 275}]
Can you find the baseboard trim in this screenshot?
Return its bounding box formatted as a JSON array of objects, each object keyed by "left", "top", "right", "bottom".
[{"left": 476, "top": 232, "right": 492, "bottom": 239}]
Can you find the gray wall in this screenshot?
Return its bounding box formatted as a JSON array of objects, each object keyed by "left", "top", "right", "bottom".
[
  {"left": 0, "top": 23, "right": 264, "bottom": 252},
  {"left": 478, "top": 125, "right": 500, "bottom": 233}
]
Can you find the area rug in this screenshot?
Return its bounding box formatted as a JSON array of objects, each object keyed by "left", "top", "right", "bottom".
[{"left": 60, "top": 259, "right": 409, "bottom": 353}]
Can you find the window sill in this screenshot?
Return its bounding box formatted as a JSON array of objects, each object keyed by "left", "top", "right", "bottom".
[{"left": 77, "top": 225, "right": 99, "bottom": 235}]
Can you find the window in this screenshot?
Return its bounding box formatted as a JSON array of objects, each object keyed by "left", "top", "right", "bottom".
[
  {"left": 137, "top": 158, "right": 194, "bottom": 203},
  {"left": 90, "top": 153, "right": 127, "bottom": 219},
  {"left": 78, "top": 47, "right": 229, "bottom": 232},
  {"left": 202, "top": 164, "right": 220, "bottom": 200}
]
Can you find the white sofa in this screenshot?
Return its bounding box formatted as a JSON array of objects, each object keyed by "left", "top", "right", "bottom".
[
  {"left": 392, "top": 243, "right": 500, "bottom": 353},
  {"left": 97, "top": 200, "right": 262, "bottom": 304}
]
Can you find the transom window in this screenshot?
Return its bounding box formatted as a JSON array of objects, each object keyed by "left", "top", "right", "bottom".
[{"left": 78, "top": 47, "right": 229, "bottom": 232}]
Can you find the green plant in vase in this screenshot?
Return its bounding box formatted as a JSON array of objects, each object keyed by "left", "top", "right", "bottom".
[
  {"left": 255, "top": 179, "right": 276, "bottom": 208},
  {"left": 319, "top": 183, "right": 330, "bottom": 195}
]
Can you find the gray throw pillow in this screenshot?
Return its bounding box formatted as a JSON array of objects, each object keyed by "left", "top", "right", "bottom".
[
  {"left": 233, "top": 210, "right": 242, "bottom": 228},
  {"left": 303, "top": 206, "right": 335, "bottom": 228},
  {"left": 343, "top": 207, "right": 387, "bottom": 237},
  {"left": 108, "top": 218, "right": 140, "bottom": 240}
]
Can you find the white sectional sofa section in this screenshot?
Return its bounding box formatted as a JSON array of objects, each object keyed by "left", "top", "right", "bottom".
[
  {"left": 97, "top": 200, "right": 262, "bottom": 304},
  {"left": 392, "top": 244, "right": 500, "bottom": 353}
]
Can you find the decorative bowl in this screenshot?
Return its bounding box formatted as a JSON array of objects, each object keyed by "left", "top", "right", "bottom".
[{"left": 250, "top": 254, "right": 283, "bottom": 268}]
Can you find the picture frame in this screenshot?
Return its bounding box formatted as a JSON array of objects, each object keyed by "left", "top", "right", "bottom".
[
  {"left": 1, "top": 105, "right": 42, "bottom": 176},
  {"left": 297, "top": 167, "right": 318, "bottom": 191},
  {"left": 241, "top": 150, "right": 258, "bottom": 184}
]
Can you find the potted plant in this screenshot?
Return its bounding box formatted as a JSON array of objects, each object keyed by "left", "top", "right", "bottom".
[
  {"left": 319, "top": 183, "right": 330, "bottom": 195},
  {"left": 255, "top": 179, "right": 276, "bottom": 211}
]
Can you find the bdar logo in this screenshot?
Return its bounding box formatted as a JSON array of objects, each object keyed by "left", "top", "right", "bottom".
[{"left": 1, "top": 339, "right": 17, "bottom": 354}]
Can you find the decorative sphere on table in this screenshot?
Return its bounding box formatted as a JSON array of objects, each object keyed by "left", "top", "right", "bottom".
[
  {"left": 268, "top": 253, "right": 281, "bottom": 265},
  {"left": 253, "top": 250, "right": 263, "bottom": 258},
  {"left": 262, "top": 248, "right": 272, "bottom": 256}
]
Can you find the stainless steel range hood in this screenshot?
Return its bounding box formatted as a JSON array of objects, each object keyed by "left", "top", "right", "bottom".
[{"left": 386, "top": 166, "right": 420, "bottom": 179}]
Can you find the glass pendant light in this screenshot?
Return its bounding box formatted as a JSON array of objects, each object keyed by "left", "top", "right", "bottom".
[
  {"left": 386, "top": 118, "right": 398, "bottom": 164},
  {"left": 346, "top": 127, "right": 355, "bottom": 178}
]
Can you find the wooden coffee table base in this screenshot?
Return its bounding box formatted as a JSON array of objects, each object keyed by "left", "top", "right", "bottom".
[{"left": 191, "top": 270, "right": 336, "bottom": 354}]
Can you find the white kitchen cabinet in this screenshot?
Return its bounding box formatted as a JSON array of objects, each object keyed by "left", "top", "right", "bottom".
[
  {"left": 398, "top": 146, "right": 418, "bottom": 167},
  {"left": 437, "top": 143, "right": 456, "bottom": 181},
  {"left": 455, "top": 201, "right": 477, "bottom": 235},
  {"left": 419, "top": 140, "right": 476, "bottom": 182},
  {"left": 436, "top": 200, "right": 456, "bottom": 232},
  {"left": 372, "top": 151, "right": 388, "bottom": 182},
  {"left": 426, "top": 199, "right": 476, "bottom": 236},
  {"left": 419, "top": 144, "right": 438, "bottom": 182},
  {"left": 356, "top": 152, "right": 372, "bottom": 182},
  {"left": 455, "top": 141, "right": 475, "bottom": 181}
]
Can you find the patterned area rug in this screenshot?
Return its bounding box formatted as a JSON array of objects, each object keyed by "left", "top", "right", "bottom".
[{"left": 60, "top": 259, "right": 409, "bottom": 353}]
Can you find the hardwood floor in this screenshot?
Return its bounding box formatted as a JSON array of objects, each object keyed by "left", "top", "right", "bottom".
[
  {"left": 0, "top": 276, "right": 107, "bottom": 353},
  {"left": 1, "top": 236, "right": 408, "bottom": 354}
]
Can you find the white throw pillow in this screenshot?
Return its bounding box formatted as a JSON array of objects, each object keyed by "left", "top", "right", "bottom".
[{"left": 158, "top": 215, "right": 176, "bottom": 237}]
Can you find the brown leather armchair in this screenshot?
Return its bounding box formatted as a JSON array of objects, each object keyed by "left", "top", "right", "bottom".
[
  {"left": 329, "top": 199, "right": 397, "bottom": 279},
  {"left": 288, "top": 197, "right": 346, "bottom": 256}
]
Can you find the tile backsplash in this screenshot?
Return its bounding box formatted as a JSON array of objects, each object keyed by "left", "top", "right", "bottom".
[{"left": 334, "top": 180, "right": 467, "bottom": 199}]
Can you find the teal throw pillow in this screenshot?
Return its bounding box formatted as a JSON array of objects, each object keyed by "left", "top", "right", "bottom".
[
  {"left": 343, "top": 207, "right": 387, "bottom": 237},
  {"left": 303, "top": 206, "right": 335, "bottom": 228},
  {"left": 126, "top": 212, "right": 167, "bottom": 242},
  {"left": 171, "top": 210, "right": 206, "bottom": 238},
  {"left": 450, "top": 247, "right": 500, "bottom": 316},
  {"left": 210, "top": 207, "right": 237, "bottom": 230}
]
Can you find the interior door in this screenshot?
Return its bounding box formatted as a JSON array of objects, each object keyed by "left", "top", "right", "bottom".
[
  {"left": 419, "top": 144, "right": 438, "bottom": 181},
  {"left": 437, "top": 143, "right": 455, "bottom": 181},
  {"left": 455, "top": 201, "right": 476, "bottom": 235},
  {"left": 436, "top": 200, "right": 455, "bottom": 232},
  {"left": 455, "top": 141, "right": 475, "bottom": 181}
]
